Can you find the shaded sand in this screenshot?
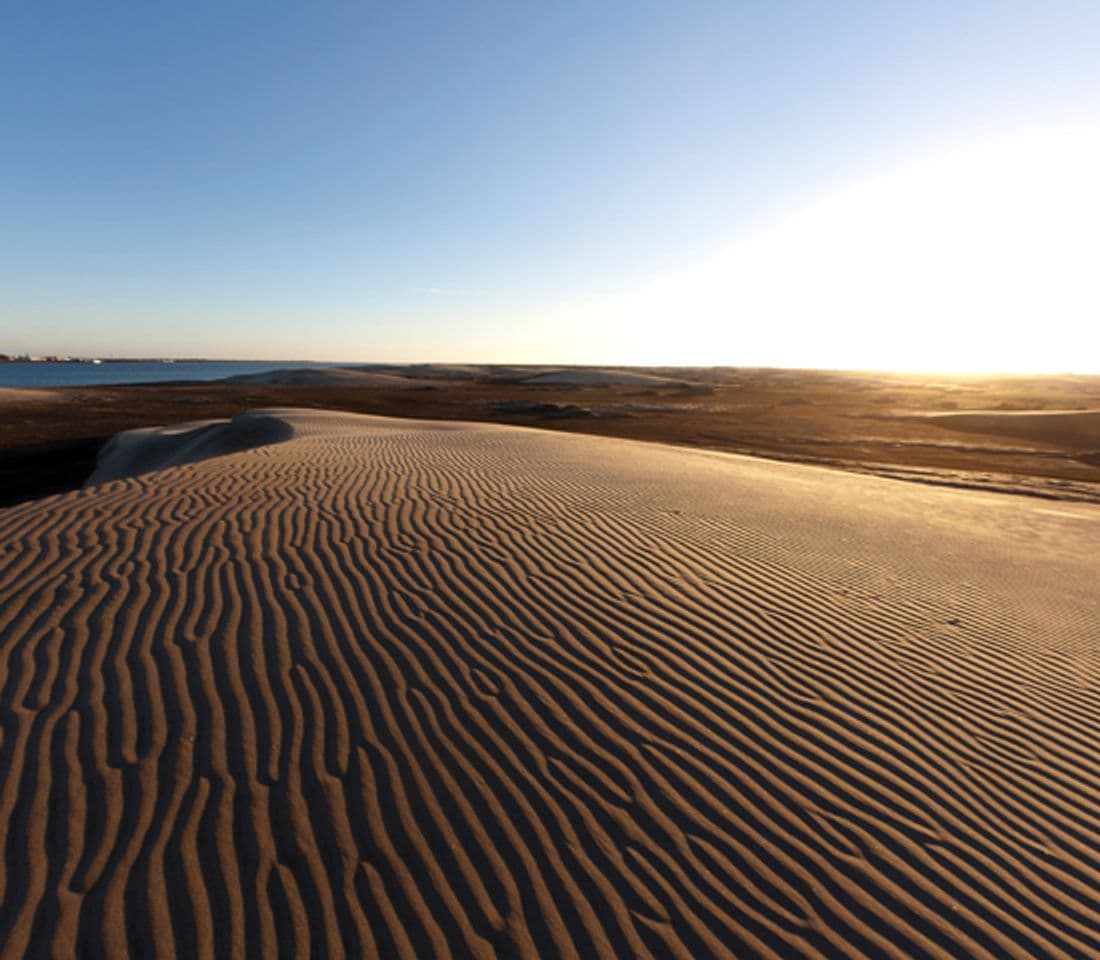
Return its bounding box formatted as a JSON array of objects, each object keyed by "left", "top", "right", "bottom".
[
  {"left": 2, "top": 409, "right": 1100, "bottom": 958},
  {"left": 88, "top": 412, "right": 295, "bottom": 485}
]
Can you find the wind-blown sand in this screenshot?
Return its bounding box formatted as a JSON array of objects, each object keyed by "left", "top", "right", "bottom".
[{"left": 2, "top": 408, "right": 1099, "bottom": 958}]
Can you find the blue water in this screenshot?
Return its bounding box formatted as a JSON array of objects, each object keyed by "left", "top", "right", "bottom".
[{"left": 0, "top": 360, "right": 325, "bottom": 389}]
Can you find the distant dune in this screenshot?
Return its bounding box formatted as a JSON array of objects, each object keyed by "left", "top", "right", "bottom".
[
  {"left": 223, "top": 367, "right": 441, "bottom": 388},
  {"left": 927, "top": 408, "right": 1100, "bottom": 450},
  {"left": 350, "top": 363, "right": 491, "bottom": 380},
  {"left": 2, "top": 408, "right": 1099, "bottom": 957},
  {"left": 516, "top": 368, "right": 690, "bottom": 387},
  {"left": 223, "top": 364, "right": 685, "bottom": 389}
]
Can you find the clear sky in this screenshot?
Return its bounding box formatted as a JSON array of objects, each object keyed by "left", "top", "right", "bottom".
[{"left": 3, "top": 1, "right": 1099, "bottom": 371}]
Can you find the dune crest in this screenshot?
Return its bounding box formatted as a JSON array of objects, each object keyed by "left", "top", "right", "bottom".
[{"left": 2, "top": 408, "right": 1099, "bottom": 958}]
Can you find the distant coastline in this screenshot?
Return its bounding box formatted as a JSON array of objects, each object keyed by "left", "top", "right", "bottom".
[{"left": 0, "top": 354, "right": 311, "bottom": 364}]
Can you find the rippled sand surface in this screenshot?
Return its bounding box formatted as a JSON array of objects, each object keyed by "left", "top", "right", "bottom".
[{"left": 2, "top": 409, "right": 1099, "bottom": 958}]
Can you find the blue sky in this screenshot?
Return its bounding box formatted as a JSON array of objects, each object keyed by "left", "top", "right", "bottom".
[{"left": 3, "top": 1, "right": 1099, "bottom": 369}]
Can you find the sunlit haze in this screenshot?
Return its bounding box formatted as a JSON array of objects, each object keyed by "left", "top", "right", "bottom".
[
  {"left": 580, "top": 127, "right": 1100, "bottom": 372},
  {"left": 3, "top": 2, "right": 1098, "bottom": 373}
]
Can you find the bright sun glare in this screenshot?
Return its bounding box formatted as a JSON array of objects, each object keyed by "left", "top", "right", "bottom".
[{"left": 590, "top": 127, "right": 1100, "bottom": 373}]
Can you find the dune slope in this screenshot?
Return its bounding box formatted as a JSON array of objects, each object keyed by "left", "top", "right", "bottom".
[{"left": 1, "top": 409, "right": 1099, "bottom": 958}]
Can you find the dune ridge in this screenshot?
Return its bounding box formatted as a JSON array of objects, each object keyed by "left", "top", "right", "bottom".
[{"left": 1, "top": 409, "right": 1099, "bottom": 958}]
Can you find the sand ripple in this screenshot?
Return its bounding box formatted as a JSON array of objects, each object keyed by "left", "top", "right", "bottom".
[{"left": 1, "top": 409, "right": 1099, "bottom": 958}]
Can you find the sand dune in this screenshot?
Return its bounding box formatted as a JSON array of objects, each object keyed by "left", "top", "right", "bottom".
[
  {"left": 927, "top": 408, "right": 1100, "bottom": 450},
  {"left": 2, "top": 408, "right": 1100, "bottom": 958},
  {"left": 517, "top": 368, "right": 689, "bottom": 387},
  {"left": 338, "top": 365, "right": 692, "bottom": 387},
  {"left": 223, "top": 364, "right": 691, "bottom": 390},
  {"left": 88, "top": 411, "right": 296, "bottom": 485},
  {"left": 350, "top": 363, "right": 491, "bottom": 380},
  {"left": 224, "top": 368, "right": 440, "bottom": 389}
]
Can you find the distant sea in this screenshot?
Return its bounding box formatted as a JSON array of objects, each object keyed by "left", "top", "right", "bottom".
[{"left": 0, "top": 360, "right": 323, "bottom": 389}]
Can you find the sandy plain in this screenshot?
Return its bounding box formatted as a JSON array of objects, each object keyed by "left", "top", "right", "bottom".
[{"left": 1, "top": 399, "right": 1099, "bottom": 957}]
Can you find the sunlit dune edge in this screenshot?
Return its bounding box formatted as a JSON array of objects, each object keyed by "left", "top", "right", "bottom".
[{"left": 1, "top": 408, "right": 1099, "bottom": 958}]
